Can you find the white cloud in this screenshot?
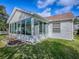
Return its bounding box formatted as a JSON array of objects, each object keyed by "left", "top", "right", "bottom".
[
  {"left": 55, "top": 6, "right": 72, "bottom": 14},
  {"left": 37, "top": 0, "right": 56, "bottom": 8},
  {"left": 58, "top": 0, "right": 78, "bottom": 6},
  {"left": 37, "top": 0, "right": 79, "bottom": 8},
  {"left": 55, "top": 0, "right": 79, "bottom": 15},
  {"left": 37, "top": 0, "right": 79, "bottom": 16},
  {"left": 38, "top": 8, "right": 51, "bottom": 17}
]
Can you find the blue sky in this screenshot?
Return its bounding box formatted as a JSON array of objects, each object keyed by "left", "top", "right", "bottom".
[{"left": 0, "top": 0, "right": 79, "bottom": 17}]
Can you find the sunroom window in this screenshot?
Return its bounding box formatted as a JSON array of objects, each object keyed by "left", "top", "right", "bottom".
[{"left": 25, "top": 18, "right": 31, "bottom": 35}]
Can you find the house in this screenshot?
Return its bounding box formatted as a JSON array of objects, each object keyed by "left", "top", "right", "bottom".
[
  {"left": 0, "top": 31, "right": 7, "bottom": 35},
  {"left": 7, "top": 7, "right": 74, "bottom": 43},
  {"left": 74, "top": 24, "right": 79, "bottom": 30},
  {"left": 74, "top": 16, "right": 79, "bottom": 30}
]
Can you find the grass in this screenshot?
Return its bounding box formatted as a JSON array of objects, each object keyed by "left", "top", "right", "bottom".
[
  {"left": 0, "top": 35, "right": 79, "bottom": 59},
  {"left": 0, "top": 35, "right": 7, "bottom": 48},
  {"left": 0, "top": 34, "right": 7, "bottom": 40},
  {"left": 0, "top": 40, "right": 7, "bottom": 48}
]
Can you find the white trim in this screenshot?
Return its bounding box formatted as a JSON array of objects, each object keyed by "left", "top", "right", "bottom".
[
  {"left": 9, "top": 23, "right": 10, "bottom": 36},
  {"left": 38, "top": 21, "right": 40, "bottom": 35},
  {"left": 31, "top": 18, "right": 34, "bottom": 36},
  {"left": 7, "top": 7, "right": 49, "bottom": 24},
  {"left": 42, "top": 23, "right": 43, "bottom": 34},
  {"left": 72, "top": 18, "right": 74, "bottom": 40},
  {"left": 7, "top": 7, "right": 17, "bottom": 23},
  {"left": 48, "top": 18, "right": 75, "bottom": 22},
  {"left": 25, "top": 19, "right": 26, "bottom": 35}
]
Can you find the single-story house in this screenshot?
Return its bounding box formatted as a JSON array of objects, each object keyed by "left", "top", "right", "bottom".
[
  {"left": 0, "top": 31, "right": 7, "bottom": 35},
  {"left": 74, "top": 16, "right": 79, "bottom": 30},
  {"left": 74, "top": 24, "right": 79, "bottom": 30},
  {"left": 7, "top": 7, "right": 74, "bottom": 42}
]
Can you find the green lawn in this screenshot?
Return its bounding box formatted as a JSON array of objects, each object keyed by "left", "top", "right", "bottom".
[
  {"left": 0, "top": 34, "right": 7, "bottom": 40},
  {"left": 0, "top": 35, "right": 79, "bottom": 59}
]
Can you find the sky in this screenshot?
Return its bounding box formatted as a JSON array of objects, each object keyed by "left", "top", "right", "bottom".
[{"left": 0, "top": 0, "right": 79, "bottom": 17}]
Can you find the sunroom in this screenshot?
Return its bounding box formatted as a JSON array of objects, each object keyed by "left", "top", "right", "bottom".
[{"left": 8, "top": 9, "right": 48, "bottom": 42}]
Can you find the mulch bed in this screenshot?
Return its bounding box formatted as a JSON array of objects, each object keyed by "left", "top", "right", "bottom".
[
  {"left": 7, "top": 39, "right": 33, "bottom": 47},
  {"left": 8, "top": 40, "right": 24, "bottom": 45}
]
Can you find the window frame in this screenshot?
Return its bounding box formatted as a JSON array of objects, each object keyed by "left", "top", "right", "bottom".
[{"left": 52, "top": 22, "right": 61, "bottom": 33}]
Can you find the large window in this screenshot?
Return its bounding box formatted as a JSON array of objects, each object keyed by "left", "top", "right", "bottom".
[
  {"left": 25, "top": 18, "right": 31, "bottom": 35},
  {"left": 12, "top": 23, "right": 15, "bottom": 33},
  {"left": 10, "top": 23, "right": 15, "bottom": 33},
  {"left": 21, "top": 20, "right": 25, "bottom": 34},
  {"left": 39, "top": 21, "right": 46, "bottom": 34},
  {"left": 15, "top": 22, "right": 21, "bottom": 34},
  {"left": 21, "top": 18, "right": 32, "bottom": 35},
  {"left": 53, "top": 22, "right": 60, "bottom": 33},
  {"left": 14, "top": 23, "right": 17, "bottom": 34},
  {"left": 10, "top": 24, "right": 12, "bottom": 33},
  {"left": 43, "top": 23, "right": 46, "bottom": 34},
  {"left": 39, "top": 21, "right": 42, "bottom": 34},
  {"left": 10, "top": 18, "right": 47, "bottom": 35},
  {"left": 34, "top": 19, "right": 39, "bottom": 35}
]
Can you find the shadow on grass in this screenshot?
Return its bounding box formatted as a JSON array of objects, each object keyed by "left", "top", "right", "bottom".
[{"left": 0, "top": 41, "right": 79, "bottom": 59}]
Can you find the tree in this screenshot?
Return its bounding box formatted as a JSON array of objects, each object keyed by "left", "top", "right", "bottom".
[
  {"left": 0, "top": 5, "right": 8, "bottom": 31},
  {"left": 74, "top": 16, "right": 79, "bottom": 24}
]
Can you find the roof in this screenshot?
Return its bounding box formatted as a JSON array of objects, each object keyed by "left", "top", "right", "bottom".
[
  {"left": 46, "top": 12, "right": 74, "bottom": 21},
  {"left": 7, "top": 7, "right": 49, "bottom": 23}
]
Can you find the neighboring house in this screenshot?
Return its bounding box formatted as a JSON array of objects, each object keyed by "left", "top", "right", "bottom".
[
  {"left": 0, "top": 31, "right": 7, "bottom": 35},
  {"left": 74, "top": 24, "right": 79, "bottom": 30},
  {"left": 74, "top": 16, "right": 79, "bottom": 30},
  {"left": 7, "top": 8, "right": 74, "bottom": 42}
]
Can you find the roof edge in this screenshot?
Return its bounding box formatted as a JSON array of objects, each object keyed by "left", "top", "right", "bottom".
[{"left": 7, "top": 7, "right": 49, "bottom": 23}]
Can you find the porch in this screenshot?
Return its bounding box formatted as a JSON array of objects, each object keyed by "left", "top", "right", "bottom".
[{"left": 9, "top": 17, "right": 48, "bottom": 43}]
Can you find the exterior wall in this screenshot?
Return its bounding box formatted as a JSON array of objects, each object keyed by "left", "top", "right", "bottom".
[
  {"left": 9, "top": 33, "right": 47, "bottom": 43},
  {"left": 9, "top": 33, "right": 35, "bottom": 42},
  {"left": 9, "top": 11, "right": 30, "bottom": 23},
  {"left": 9, "top": 20, "right": 74, "bottom": 42},
  {"left": 48, "top": 21, "right": 74, "bottom": 40},
  {"left": 10, "top": 11, "right": 21, "bottom": 23}
]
